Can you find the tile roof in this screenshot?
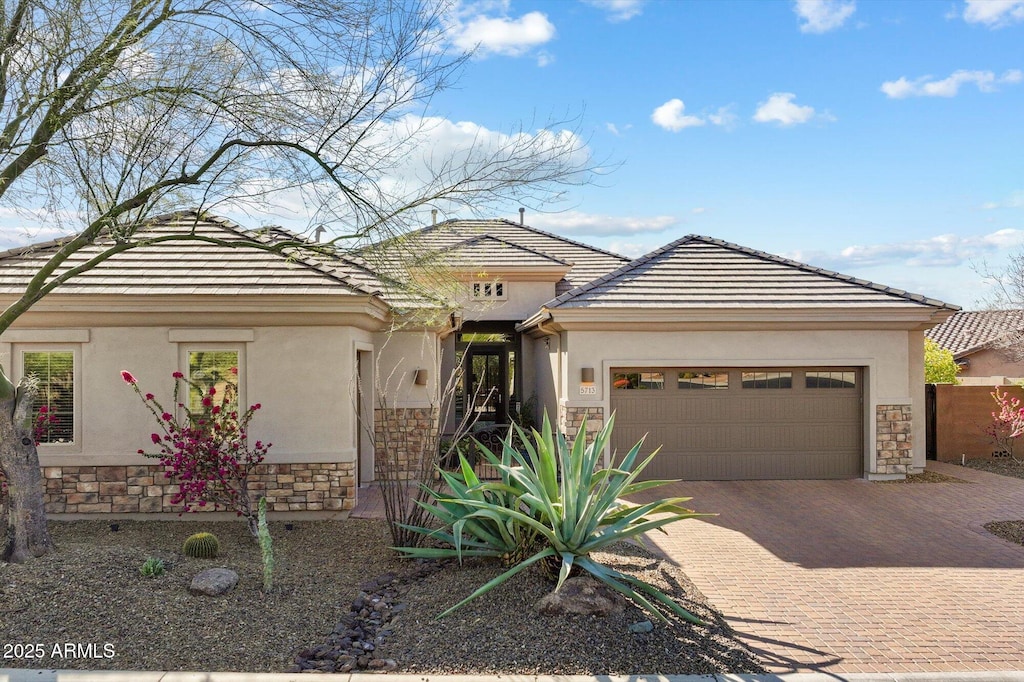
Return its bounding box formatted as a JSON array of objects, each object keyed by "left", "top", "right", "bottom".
[
  {"left": 370, "top": 219, "right": 629, "bottom": 295},
  {"left": 0, "top": 211, "right": 381, "bottom": 298},
  {"left": 925, "top": 309, "right": 1024, "bottom": 356},
  {"left": 545, "top": 234, "right": 959, "bottom": 310},
  {"left": 437, "top": 235, "right": 572, "bottom": 269}
]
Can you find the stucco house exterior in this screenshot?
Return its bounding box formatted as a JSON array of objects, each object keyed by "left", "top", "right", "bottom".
[
  {"left": 925, "top": 309, "right": 1024, "bottom": 384},
  {"left": 0, "top": 211, "right": 957, "bottom": 516}
]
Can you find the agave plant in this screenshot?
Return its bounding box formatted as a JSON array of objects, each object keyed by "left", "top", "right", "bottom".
[{"left": 396, "top": 412, "right": 708, "bottom": 624}]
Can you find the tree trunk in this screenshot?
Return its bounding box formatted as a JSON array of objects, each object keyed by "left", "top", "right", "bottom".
[{"left": 0, "top": 371, "right": 53, "bottom": 562}]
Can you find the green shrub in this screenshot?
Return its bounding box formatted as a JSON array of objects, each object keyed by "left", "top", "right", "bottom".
[
  {"left": 140, "top": 556, "right": 165, "bottom": 577},
  {"left": 397, "top": 412, "right": 708, "bottom": 624},
  {"left": 182, "top": 531, "right": 220, "bottom": 558}
]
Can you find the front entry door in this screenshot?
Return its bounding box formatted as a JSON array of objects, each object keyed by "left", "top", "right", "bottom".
[{"left": 468, "top": 349, "right": 507, "bottom": 425}]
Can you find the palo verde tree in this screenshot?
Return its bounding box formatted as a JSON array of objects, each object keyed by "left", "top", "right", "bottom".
[{"left": 0, "top": 0, "right": 594, "bottom": 562}]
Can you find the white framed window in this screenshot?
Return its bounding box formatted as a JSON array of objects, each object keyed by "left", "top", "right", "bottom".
[
  {"left": 178, "top": 345, "right": 245, "bottom": 414},
  {"left": 16, "top": 345, "right": 81, "bottom": 450},
  {"left": 471, "top": 281, "right": 506, "bottom": 300}
]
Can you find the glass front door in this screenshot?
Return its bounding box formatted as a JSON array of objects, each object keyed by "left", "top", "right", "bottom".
[{"left": 468, "top": 349, "right": 506, "bottom": 425}]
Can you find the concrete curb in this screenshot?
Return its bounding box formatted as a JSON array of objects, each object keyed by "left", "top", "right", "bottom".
[{"left": 5, "top": 672, "right": 1024, "bottom": 682}]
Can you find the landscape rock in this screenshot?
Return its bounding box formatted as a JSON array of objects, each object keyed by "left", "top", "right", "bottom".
[
  {"left": 189, "top": 568, "right": 239, "bottom": 596},
  {"left": 629, "top": 619, "right": 654, "bottom": 634},
  {"left": 535, "top": 576, "right": 627, "bottom": 617}
]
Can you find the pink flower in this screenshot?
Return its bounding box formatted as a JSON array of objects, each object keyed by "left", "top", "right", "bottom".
[
  {"left": 211, "top": 406, "right": 221, "bottom": 415},
  {"left": 202, "top": 397, "right": 212, "bottom": 407},
  {"left": 151, "top": 433, "right": 161, "bottom": 444},
  {"left": 39, "top": 405, "right": 48, "bottom": 414},
  {"left": 145, "top": 393, "right": 154, "bottom": 401},
  {"left": 209, "top": 387, "right": 217, "bottom": 396},
  {"left": 172, "top": 371, "right": 184, "bottom": 379},
  {"left": 230, "top": 367, "right": 238, "bottom": 375},
  {"left": 120, "top": 370, "right": 136, "bottom": 384},
  {"left": 253, "top": 403, "right": 262, "bottom": 410},
  {"left": 162, "top": 412, "right": 172, "bottom": 421}
]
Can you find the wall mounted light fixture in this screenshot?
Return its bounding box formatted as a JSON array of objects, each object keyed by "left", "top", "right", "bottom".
[
  {"left": 414, "top": 368, "right": 428, "bottom": 386},
  {"left": 580, "top": 367, "right": 595, "bottom": 384}
]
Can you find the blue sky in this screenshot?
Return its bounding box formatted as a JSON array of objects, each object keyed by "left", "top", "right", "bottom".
[
  {"left": 426, "top": 0, "right": 1024, "bottom": 309},
  {"left": 1, "top": 0, "right": 1020, "bottom": 310}
]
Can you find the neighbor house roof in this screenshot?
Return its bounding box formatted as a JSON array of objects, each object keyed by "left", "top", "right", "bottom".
[
  {"left": 925, "top": 309, "right": 1024, "bottom": 357},
  {"left": 440, "top": 235, "right": 573, "bottom": 270},
  {"left": 0, "top": 211, "right": 384, "bottom": 298},
  {"left": 541, "top": 235, "right": 959, "bottom": 311},
  {"left": 370, "top": 218, "right": 629, "bottom": 295}
]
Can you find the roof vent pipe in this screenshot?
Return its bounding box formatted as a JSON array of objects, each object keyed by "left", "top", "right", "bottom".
[
  {"left": 313, "top": 225, "right": 326, "bottom": 243},
  {"left": 431, "top": 209, "right": 437, "bottom": 226},
  {"left": 519, "top": 207, "right": 525, "bottom": 225}
]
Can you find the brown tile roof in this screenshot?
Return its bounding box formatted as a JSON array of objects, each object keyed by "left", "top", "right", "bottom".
[
  {"left": 0, "top": 211, "right": 381, "bottom": 298},
  {"left": 925, "top": 309, "right": 1024, "bottom": 356},
  {"left": 371, "top": 219, "right": 628, "bottom": 295},
  {"left": 546, "top": 235, "right": 959, "bottom": 310}
]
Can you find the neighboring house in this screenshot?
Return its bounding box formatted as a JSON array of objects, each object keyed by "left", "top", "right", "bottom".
[
  {"left": 925, "top": 310, "right": 1024, "bottom": 384},
  {"left": 0, "top": 211, "right": 958, "bottom": 516}
]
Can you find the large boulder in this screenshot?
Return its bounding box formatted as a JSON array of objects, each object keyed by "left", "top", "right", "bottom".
[
  {"left": 535, "top": 576, "right": 626, "bottom": 617},
  {"left": 190, "top": 567, "right": 239, "bottom": 596}
]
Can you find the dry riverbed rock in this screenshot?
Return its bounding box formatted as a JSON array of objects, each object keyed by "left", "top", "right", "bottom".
[{"left": 190, "top": 567, "right": 239, "bottom": 596}]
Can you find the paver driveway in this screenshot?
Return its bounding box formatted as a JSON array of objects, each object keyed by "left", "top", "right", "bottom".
[{"left": 633, "top": 461, "right": 1024, "bottom": 674}]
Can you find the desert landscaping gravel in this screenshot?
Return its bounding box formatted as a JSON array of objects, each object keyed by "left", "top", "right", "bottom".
[{"left": 0, "top": 519, "right": 763, "bottom": 674}]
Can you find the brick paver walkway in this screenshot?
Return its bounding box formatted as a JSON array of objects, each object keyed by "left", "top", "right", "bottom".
[{"left": 632, "top": 461, "right": 1024, "bottom": 674}]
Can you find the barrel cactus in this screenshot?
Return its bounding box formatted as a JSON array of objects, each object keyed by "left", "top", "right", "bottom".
[{"left": 182, "top": 532, "right": 220, "bottom": 559}]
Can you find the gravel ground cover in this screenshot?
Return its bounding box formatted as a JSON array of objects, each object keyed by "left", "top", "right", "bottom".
[
  {"left": 874, "top": 470, "right": 967, "bottom": 484},
  {"left": 0, "top": 519, "right": 763, "bottom": 674},
  {"left": 962, "top": 458, "right": 1024, "bottom": 547}
]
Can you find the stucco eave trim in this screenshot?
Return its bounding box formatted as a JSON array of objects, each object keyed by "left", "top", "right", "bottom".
[{"left": 535, "top": 307, "right": 948, "bottom": 330}]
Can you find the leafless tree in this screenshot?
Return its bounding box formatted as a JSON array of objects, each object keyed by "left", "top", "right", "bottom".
[
  {"left": 976, "top": 248, "right": 1024, "bottom": 363},
  {"left": 0, "top": 0, "right": 595, "bottom": 562}
]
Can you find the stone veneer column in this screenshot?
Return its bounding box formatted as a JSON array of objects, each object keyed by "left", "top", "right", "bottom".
[
  {"left": 41, "top": 462, "right": 356, "bottom": 514},
  {"left": 373, "top": 406, "right": 441, "bottom": 480},
  {"left": 875, "top": 404, "right": 913, "bottom": 475},
  {"left": 560, "top": 405, "right": 605, "bottom": 444}
]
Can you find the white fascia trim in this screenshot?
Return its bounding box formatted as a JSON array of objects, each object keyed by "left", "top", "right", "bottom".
[{"left": 1, "top": 329, "right": 90, "bottom": 343}]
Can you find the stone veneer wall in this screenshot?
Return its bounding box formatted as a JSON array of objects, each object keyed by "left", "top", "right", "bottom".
[
  {"left": 373, "top": 407, "right": 440, "bottom": 480},
  {"left": 41, "top": 462, "right": 355, "bottom": 514},
  {"left": 875, "top": 404, "right": 913, "bottom": 475},
  {"left": 561, "top": 405, "right": 605, "bottom": 444}
]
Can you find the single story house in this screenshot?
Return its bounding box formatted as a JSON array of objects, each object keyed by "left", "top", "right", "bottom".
[
  {"left": 0, "top": 210, "right": 957, "bottom": 515},
  {"left": 925, "top": 309, "right": 1024, "bottom": 384}
]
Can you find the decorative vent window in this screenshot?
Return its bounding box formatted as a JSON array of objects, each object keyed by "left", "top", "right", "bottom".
[
  {"left": 471, "top": 282, "right": 505, "bottom": 300},
  {"left": 24, "top": 351, "right": 74, "bottom": 444},
  {"left": 741, "top": 371, "right": 792, "bottom": 389},
  {"left": 613, "top": 372, "right": 665, "bottom": 390},
  {"left": 678, "top": 371, "right": 729, "bottom": 390},
  {"left": 806, "top": 371, "right": 857, "bottom": 389}
]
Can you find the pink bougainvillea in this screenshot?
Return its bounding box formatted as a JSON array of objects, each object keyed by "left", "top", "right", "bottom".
[
  {"left": 122, "top": 369, "right": 271, "bottom": 535},
  {"left": 983, "top": 387, "right": 1024, "bottom": 460}
]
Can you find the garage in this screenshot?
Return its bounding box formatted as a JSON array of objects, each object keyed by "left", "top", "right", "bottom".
[{"left": 610, "top": 367, "right": 863, "bottom": 480}]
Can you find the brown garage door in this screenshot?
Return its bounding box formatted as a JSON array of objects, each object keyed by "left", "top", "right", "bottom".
[{"left": 610, "top": 368, "right": 863, "bottom": 480}]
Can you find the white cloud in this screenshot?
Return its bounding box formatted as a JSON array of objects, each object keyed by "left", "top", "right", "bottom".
[
  {"left": 449, "top": 7, "right": 556, "bottom": 59},
  {"left": 582, "top": 0, "right": 645, "bottom": 22},
  {"left": 651, "top": 99, "right": 704, "bottom": 131},
  {"left": 793, "top": 0, "right": 856, "bottom": 33},
  {"left": 651, "top": 99, "right": 734, "bottom": 132},
  {"left": 691, "top": 207, "right": 707, "bottom": 215},
  {"left": 607, "top": 241, "right": 652, "bottom": 259},
  {"left": 528, "top": 211, "right": 678, "bottom": 237},
  {"left": 881, "top": 69, "right": 1022, "bottom": 98},
  {"left": 752, "top": 93, "right": 824, "bottom": 126},
  {"left": 787, "top": 229, "right": 1024, "bottom": 269},
  {"left": 962, "top": 0, "right": 1024, "bottom": 27}
]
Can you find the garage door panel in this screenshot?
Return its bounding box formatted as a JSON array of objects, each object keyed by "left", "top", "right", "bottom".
[{"left": 610, "top": 367, "right": 863, "bottom": 480}]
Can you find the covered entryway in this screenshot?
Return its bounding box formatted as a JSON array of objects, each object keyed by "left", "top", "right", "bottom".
[{"left": 610, "top": 367, "right": 863, "bottom": 480}]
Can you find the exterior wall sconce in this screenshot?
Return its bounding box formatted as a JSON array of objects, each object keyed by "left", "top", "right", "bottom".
[
  {"left": 580, "top": 367, "right": 595, "bottom": 384},
  {"left": 414, "top": 368, "right": 428, "bottom": 386}
]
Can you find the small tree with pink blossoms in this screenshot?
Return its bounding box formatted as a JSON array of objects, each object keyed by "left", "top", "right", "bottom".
[
  {"left": 983, "top": 387, "right": 1024, "bottom": 461},
  {"left": 122, "top": 369, "right": 271, "bottom": 536}
]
